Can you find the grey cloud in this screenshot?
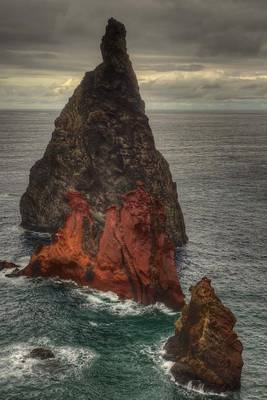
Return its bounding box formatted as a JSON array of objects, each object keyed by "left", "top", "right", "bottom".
[
  {"left": 199, "top": 31, "right": 263, "bottom": 57},
  {"left": 0, "top": 49, "right": 90, "bottom": 73},
  {"left": 0, "top": 0, "right": 67, "bottom": 48},
  {"left": 141, "top": 76, "right": 267, "bottom": 103},
  {"left": 0, "top": 80, "right": 74, "bottom": 109},
  {"left": 138, "top": 63, "right": 205, "bottom": 72}
]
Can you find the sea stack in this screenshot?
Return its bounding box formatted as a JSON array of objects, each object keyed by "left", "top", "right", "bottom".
[
  {"left": 20, "top": 17, "right": 187, "bottom": 247},
  {"left": 164, "top": 277, "right": 243, "bottom": 392}
]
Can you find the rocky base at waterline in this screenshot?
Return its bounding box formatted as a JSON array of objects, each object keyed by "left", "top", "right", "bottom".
[
  {"left": 164, "top": 277, "right": 243, "bottom": 393},
  {"left": 0, "top": 261, "right": 21, "bottom": 277},
  {"left": 0, "top": 261, "right": 19, "bottom": 271},
  {"left": 15, "top": 186, "right": 185, "bottom": 310},
  {"left": 20, "top": 17, "right": 187, "bottom": 247}
]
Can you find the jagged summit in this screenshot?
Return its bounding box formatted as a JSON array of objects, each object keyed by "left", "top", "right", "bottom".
[
  {"left": 99, "top": 18, "right": 140, "bottom": 99},
  {"left": 20, "top": 18, "right": 187, "bottom": 245},
  {"left": 101, "top": 18, "right": 128, "bottom": 68}
]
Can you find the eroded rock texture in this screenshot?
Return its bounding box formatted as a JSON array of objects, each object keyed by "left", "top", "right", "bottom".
[
  {"left": 20, "top": 17, "right": 187, "bottom": 246},
  {"left": 21, "top": 186, "right": 185, "bottom": 310},
  {"left": 164, "top": 277, "right": 243, "bottom": 392}
]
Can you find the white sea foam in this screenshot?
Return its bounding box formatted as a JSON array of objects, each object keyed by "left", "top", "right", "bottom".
[
  {"left": 15, "top": 255, "right": 31, "bottom": 266},
  {"left": 4, "top": 224, "right": 21, "bottom": 234},
  {"left": 0, "top": 269, "right": 28, "bottom": 287},
  {"left": 74, "top": 287, "right": 177, "bottom": 316},
  {"left": 0, "top": 339, "right": 96, "bottom": 383},
  {"left": 56, "top": 345, "right": 95, "bottom": 370},
  {"left": 140, "top": 339, "right": 166, "bottom": 362},
  {"left": 0, "top": 344, "right": 37, "bottom": 380},
  {"left": 89, "top": 321, "right": 98, "bottom": 327},
  {"left": 24, "top": 231, "right": 51, "bottom": 240},
  {"left": 161, "top": 360, "right": 175, "bottom": 373},
  {"left": 176, "top": 380, "right": 228, "bottom": 397}
]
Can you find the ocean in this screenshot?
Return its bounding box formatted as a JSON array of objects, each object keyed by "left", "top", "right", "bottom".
[{"left": 0, "top": 110, "right": 266, "bottom": 400}]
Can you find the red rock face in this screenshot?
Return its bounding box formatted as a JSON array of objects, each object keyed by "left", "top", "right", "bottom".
[
  {"left": 22, "top": 192, "right": 94, "bottom": 283},
  {"left": 21, "top": 186, "right": 185, "bottom": 310}
]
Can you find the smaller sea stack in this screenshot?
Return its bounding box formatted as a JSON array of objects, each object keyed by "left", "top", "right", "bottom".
[
  {"left": 164, "top": 277, "right": 243, "bottom": 392},
  {"left": 21, "top": 186, "right": 185, "bottom": 310}
]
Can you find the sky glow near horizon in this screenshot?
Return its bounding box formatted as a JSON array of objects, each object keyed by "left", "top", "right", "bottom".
[{"left": 1, "top": 0, "right": 267, "bottom": 110}]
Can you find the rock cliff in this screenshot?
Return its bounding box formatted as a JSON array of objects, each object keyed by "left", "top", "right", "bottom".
[
  {"left": 19, "top": 17, "right": 187, "bottom": 246},
  {"left": 21, "top": 186, "right": 185, "bottom": 310},
  {"left": 164, "top": 277, "right": 243, "bottom": 392}
]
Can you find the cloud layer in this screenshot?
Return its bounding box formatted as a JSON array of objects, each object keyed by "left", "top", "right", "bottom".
[{"left": 1, "top": 0, "right": 267, "bottom": 109}]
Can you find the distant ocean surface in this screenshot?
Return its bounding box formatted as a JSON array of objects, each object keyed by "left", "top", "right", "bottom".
[{"left": 0, "top": 110, "right": 266, "bottom": 400}]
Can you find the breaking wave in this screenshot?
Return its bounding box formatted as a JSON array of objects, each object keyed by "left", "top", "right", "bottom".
[
  {"left": 0, "top": 338, "right": 96, "bottom": 383},
  {"left": 73, "top": 287, "right": 177, "bottom": 317}
]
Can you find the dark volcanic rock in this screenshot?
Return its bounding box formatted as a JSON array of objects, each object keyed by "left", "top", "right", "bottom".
[
  {"left": 20, "top": 17, "right": 187, "bottom": 246},
  {"left": 0, "top": 261, "right": 19, "bottom": 271},
  {"left": 0, "top": 261, "right": 22, "bottom": 277},
  {"left": 164, "top": 277, "right": 243, "bottom": 393},
  {"left": 28, "top": 348, "right": 55, "bottom": 360}
]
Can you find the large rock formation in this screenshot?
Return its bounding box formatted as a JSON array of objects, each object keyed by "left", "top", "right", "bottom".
[
  {"left": 20, "top": 17, "right": 187, "bottom": 246},
  {"left": 164, "top": 277, "right": 243, "bottom": 392},
  {"left": 21, "top": 186, "right": 185, "bottom": 310}
]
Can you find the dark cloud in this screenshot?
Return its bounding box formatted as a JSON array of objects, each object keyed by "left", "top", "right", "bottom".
[
  {"left": 0, "top": 0, "right": 66, "bottom": 47},
  {"left": 199, "top": 31, "right": 263, "bottom": 57},
  {"left": 0, "top": 0, "right": 267, "bottom": 109},
  {"left": 2, "top": 0, "right": 267, "bottom": 64}
]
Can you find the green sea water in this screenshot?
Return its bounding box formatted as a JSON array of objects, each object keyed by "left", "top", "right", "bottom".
[{"left": 0, "top": 110, "right": 266, "bottom": 400}]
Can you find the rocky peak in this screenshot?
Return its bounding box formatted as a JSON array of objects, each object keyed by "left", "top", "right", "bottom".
[
  {"left": 97, "top": 17, "right": 142, "bottom": 111},
  {"left": 100, "top": 18, "right": 128, "bottom": 70}
]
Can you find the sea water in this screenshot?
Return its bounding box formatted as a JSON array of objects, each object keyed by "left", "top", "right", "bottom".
[{"left": 0, "top": 110, "right": 266, "bottom": 400}]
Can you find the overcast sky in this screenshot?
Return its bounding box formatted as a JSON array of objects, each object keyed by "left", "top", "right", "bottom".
[{"left": 1, "top": 0, "right": 267, "bottom": 110}]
